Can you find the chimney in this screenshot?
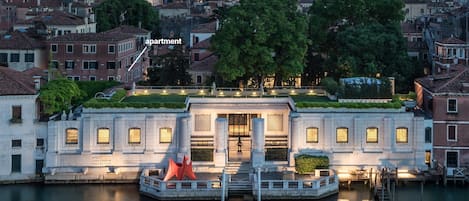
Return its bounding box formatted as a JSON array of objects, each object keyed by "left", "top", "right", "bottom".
[
  {"left": 138, "top": 21, "right": 142, "bottom": 29},
  {"left": 33, "top": 75, "right": 41, "bottom": 91}
]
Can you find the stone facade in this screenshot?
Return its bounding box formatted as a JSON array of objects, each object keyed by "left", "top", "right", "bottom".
[{"left": 42, "top": 97, "right": 427, "bottom": 181}]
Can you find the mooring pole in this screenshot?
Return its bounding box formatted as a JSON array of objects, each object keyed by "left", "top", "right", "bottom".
[{"left": 258, "top": 167, "right": 261, "bottom": 201}]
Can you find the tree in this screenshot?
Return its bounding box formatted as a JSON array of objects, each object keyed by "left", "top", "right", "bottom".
[
  {"left": 146, "top": 45, "right": 191, "bottom": 86},
  {"left": 211, "top": 0, "right": 308, "bottom": 87},
  {"left": 39, "top": 79, "right": 84, "bottom": 114},
  {"left": 94, "top": 0, "right": 159, "bottom": 34},
  {"left": 307, "top": 0, "right": 414, "bottom": 92}
]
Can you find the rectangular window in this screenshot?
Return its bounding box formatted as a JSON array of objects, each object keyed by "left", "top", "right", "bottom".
[
  {"left": 425, "top": 150, "right": 431, "bottom": 164},
  {"left": 446, "top": 151, "right": 458, "bottom": 168},
  {"left": 25, "top": 53, "right": 34, "bottom": 62},
  {"left": 89, "top": 76, "right": 96, "bottom": 81},
  {"left": 366, "top": 127, "right": 378, "bottom": 143},
  {"left": 194, "top": 53, "right": 200, "bottom": 61},
  {"left": 36, "top": 138, "right": 44, "bottom": 147},
  {"left": 83, "top": 61, "right": 98, "bottom": 69},
  {"left": 195, "top": 114, "right": 211, "bottom": 131},
  {"left": 10, "top": 53, "right": 19, "bottom": 62},
  {"left": 11, "top": 155, "right": 21, "bottom": 173},
  {"left": 447, "top": 99, "right": 457, "bottom": 113},
  {"left": 66, "top": 44, "right": 73, "bottom": 53},
  {"left": 65, "top": 128, "right": 78, "bottom": 144},
  {"left": 50, "top": 60, "right": 59, "bottom": 68},
  {"left": 83, "top": 44, "right": 96, "bottom": 53},
  {"left": 0, "top": 53, "right": 7, "bottom": 64},
  {"left": 108, "top": 76, "right": 115, "bottom": 81},
  {"left": 128, "top": 128, "right": 141, "bottom": 144},
  {"left": 108, "top": 45, "right": 115, "bottom": 53},
  {"left": 267, "top": 114, "right": 283, "bottom": 131},
  {"left": 12, "top": 105, "right": 22, "bottom": 120},
  {"left": 336, "top": 127, "right": 348, "bottom": 143},
  {"left": 51, "top": 44, "right": 58, "bottom": 53},
  {"left": 396, "top": 127, "right": 408, "bottom": 143},
  {"left": 425, "top": 127, "right": 432, "bottom": 143},
  {"left": 306, "top": 127, "right": 319, "bottom": 143},
  {"left": 159, "top": 127, "right": 172, "bottom": 143},
  {"left": 12, "top": 139, "right": 21, "bottom": 147},
  {"left": 65, "top": 61, "right": 75, "bottom": 69},
  {"left": 97, "top": 128, "right": 110, "bottom": 144},
  {"left": 106, "top": 61, "right": 116, "bottom": 69},
  {"left": 448, "top": 125, "right": 457, "bottom": 141}
]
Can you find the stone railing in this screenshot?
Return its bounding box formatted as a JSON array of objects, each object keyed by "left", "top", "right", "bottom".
[
  {"left": 253, "top": 174, "right": 339, "bottom": 199},
  {"left": 139, "top": 171, "right": 225, "bottom": 200}
]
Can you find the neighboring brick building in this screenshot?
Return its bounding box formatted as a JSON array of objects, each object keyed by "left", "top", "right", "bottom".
[
  {"left": 433, "top": 36, "right": 469, "bottom": 70},
  {"left": 415, "top": 65, "right": 469, "bottom": 169},
  {"left": 47, "top": 32, "right": 145, "bottom": 82}
]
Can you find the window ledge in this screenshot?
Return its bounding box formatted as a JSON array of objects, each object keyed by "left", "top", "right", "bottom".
[{"left": 9, "top": 118, "right": 23, "bottom": 124}]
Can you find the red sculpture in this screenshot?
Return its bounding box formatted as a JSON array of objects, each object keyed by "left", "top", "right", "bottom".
[{"left": 163, "top": 155, "right": 197, "bottom": 181}]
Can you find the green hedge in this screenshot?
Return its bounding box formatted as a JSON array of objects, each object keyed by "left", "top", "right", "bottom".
[
  {"left": 295, "top": 155, "right": 329, "bottom": 174},
  {"left": 83, "top": 101, "right": 186, "bottom": 109},
  {"left": 296, "top": 101, "right": 402, "bottom": 109}
]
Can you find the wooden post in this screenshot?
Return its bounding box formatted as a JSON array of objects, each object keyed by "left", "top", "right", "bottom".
[
  {"left": 443, "top": 166, "right": 447, "bottom": 186},
  {"left": 395, "top": 167, "right": 399, "bottom": 186}
]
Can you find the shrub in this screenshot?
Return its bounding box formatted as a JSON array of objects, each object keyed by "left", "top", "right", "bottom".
[
  {"left": 295, "top": 155, "right": 329, "bottom": 174},
  {"left": 320, "top": 77, "right": 339, "bottom": 95}
]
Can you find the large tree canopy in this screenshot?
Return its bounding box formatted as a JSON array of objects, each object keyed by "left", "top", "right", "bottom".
[
  {"left": 94, "top": 0, "right": 159, "bottom": 33},
  {"left": 39, "top": 79, "right": 84, "bottom": 114},
  {"left": 211, "top": 0, "right": 308, "bottom": 87},
  {"left": 306, "top": 0, "right": 418, "bottom": 92},
  {"left": 145, "top": 45, "right": 192, "bottom": 86}
]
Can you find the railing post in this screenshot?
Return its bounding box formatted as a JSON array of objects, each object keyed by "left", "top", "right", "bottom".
[
  {"left": 191, "top": 181, "right": 196, "bottom": 190},
  {"left": 298, "top": 180, "right": 303, "bottom": 189},
  {"left": 161, "top": 181, "right": 166, "bottom": 191},
  {"left": 176, "top": 182, "right": 182, "bottom": 190},
  {"left": 313, "top": 180, "right": 320, "bottom": 189},
  {"left": 268, "top": 181, "right": 273, "bottom": 189},
  {"left": 283, "top": 181, "right": 288, "bottom": 189}
]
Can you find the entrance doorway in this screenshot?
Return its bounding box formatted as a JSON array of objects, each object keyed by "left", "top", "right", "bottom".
[{"left": 218, "top": 113, "right": 259, "bottom": 162}]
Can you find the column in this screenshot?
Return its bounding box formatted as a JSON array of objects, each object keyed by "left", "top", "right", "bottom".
[
  {"left": 214, "top": 118, "right": 227, "bottom": 167},
  {"left": 252, "top": 118, "right": 265, "bottom": 168},
  {"left": 82, "top": 117, "right": 92, "bottom": 153},
  {"left": 289, "top": 114, "right": 300, "bottom": 167},
  {"left": 114, "top": 116, "right": 124, "bottom": 152},
  {"left": 177, "top": 115, "right": 190, "bottom": 160},
  {"left": 145, "top": 115, "right": 156, "bottom": 153}
]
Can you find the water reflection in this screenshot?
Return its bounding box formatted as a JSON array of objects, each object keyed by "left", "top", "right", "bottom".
[{"left": 0, "top": 182, "right": 468, "bottom": 201}]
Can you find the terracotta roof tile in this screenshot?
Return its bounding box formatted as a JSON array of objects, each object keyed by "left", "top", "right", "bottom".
[
  {"left": 192, "top": 38, "right": 211, "bottom": 49},
  {"left": 48, "top": 32, "right": 134, "bottom": 42},
  {"left": 16, "top": 10, "right": 87, "bottom": 26},
  {"left": 438, "top": 37, "right": 465, "bottom": 44},
  {"left": 190, "top": 54, "right": 217, "bottom": 72},
  {"left": 104, "top": 25, "right": 150, "bottom": 35},
  {"left": 192, "top": 21, "right": 217, "bottom": 33},
  {"left": 0, "top": 31, "right": 45, "bottom": 49},
  {"left": 0, "top": 66, "right": 37, "bottom": 95},
  {"left": 416, "top": 65, "right": 469, "bottom": 93}
]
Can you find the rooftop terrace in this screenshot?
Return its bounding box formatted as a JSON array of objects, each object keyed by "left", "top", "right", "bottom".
[{"left": 82, "top": 86, "right": 406, "bottom": 110}]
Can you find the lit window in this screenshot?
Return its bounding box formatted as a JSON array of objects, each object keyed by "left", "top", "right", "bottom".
[
  {"left": 336, "top": 127, "right": 348, "bottom": 143},
  {"left": 425, "top": 150, "right": 431, "bottom": 164},
  {"left": 396, "top": 127, "right": 408, "bottom": 143},
  {"left": 159, "top": 127, "right": 172, "bottom": 143},
  {"left": 306, "top": 127, "right": 318, "bottom": 143},
  {"left": 128, "top": 128, "right": 141, "bottom": 144},
  {"left": 447, "top": 99, "right": 457, "bottom": 113},
  {"left": 366, "top": 127, "right": 378, "bottom": 143},
  {"left": 66, "top": 128, "right": 78, "bottom": 144},
  {"left": 447, "top": 125, "right": 457, "bottom": 141},
  {"left": 97, "top": 128, "right": 110, "bottom": 144}
]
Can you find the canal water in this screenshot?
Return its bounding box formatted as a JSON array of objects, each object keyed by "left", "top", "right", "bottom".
[{"left": 0, "top": 182, "right": 468, "bottom": 201}]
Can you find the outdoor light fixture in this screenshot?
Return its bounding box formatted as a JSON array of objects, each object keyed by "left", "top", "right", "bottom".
[
  {"left": 252, "top": 91, "right": 257, "bottom": 96},
  {"left": 235, "top": 91, "right": 241, "bottom": 96},
  {"left": 270, "top": 90, "right": 277, "bottom": 95},
  {"left": 162, "top": 90, "right": 168, "bottom": 95},
  {"left": 144, "top": 90, "right": 148, "bottom": 94},
  {"left": 180, "top": 90, "right": 186, "bottom": 95},
  {"left": 218, "top": 91, "right": 224, "bottom": 96}
]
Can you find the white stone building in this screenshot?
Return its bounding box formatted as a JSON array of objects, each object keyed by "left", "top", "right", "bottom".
[
  {"left": 44, "top": 96, "right": 427, "bottom": 181},
  {"left": 0, "top": 67, "right": 47, "bottom": 182}
]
